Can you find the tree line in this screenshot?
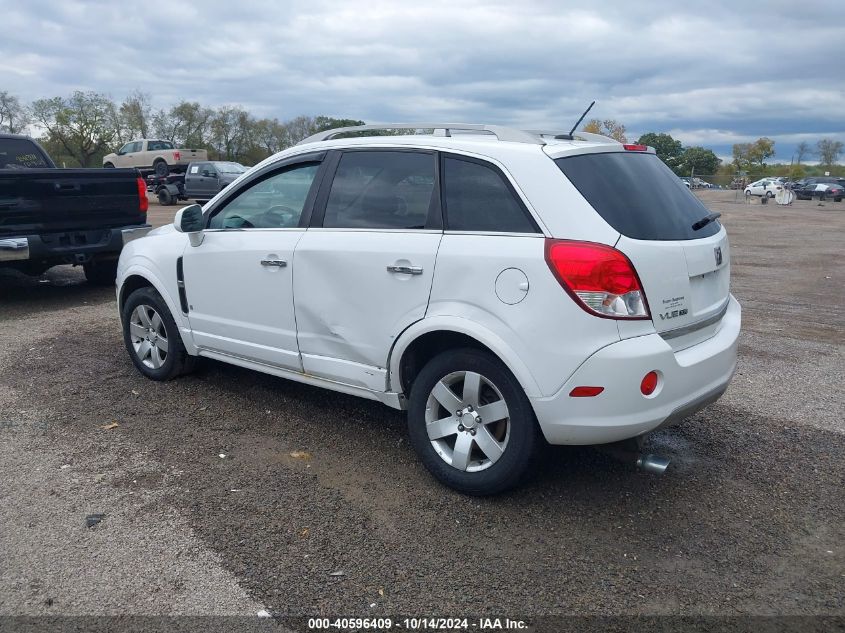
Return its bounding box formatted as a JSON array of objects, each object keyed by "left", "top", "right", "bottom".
[
  {"left": 0, "top": 90, "right": 365, "bottom": 167},
  {"left": 2, "top": 91, "right": 842, "bottom": 177}
]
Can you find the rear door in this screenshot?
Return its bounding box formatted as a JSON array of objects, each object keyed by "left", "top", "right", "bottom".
[
  {"left": 293, "top": 149, "right": 442, "bottom": 391},
  {"left": 554, "top": 150, "right": 730, "bottom": 347}
]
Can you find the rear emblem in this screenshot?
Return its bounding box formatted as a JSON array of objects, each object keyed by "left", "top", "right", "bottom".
[{"left": 714, "top": 246, "right": 723, "bottom": 266}]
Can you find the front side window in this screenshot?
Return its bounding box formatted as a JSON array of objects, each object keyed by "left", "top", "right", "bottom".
[
  {"left": 322, "top": 151, "right": 436, "bottom": 229},
  {"left": 208, "top": 163, "right": 320, "bottom": 229},
  {"left": 442, "top": 156, "right": 538, "bottom": 233}
]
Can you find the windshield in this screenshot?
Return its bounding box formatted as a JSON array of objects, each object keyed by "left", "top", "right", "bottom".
[
  {"left": 215, "top": 162, "right": 247, "bottom": 174},
  {"left": 555, "top": 151, "right": 720, "bottom": 240}
]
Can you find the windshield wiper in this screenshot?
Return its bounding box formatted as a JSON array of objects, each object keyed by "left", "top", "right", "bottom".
[{"left": 691, "top": 212, "right": 721, "bottom": 231}]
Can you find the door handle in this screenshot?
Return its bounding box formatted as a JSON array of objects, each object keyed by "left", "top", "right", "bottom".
[
  {"left": 387, "top": 264, "right": 423, "bottom": 275},
  {"left": 260, "top": 259, "right": 287, "bottom": 267}
]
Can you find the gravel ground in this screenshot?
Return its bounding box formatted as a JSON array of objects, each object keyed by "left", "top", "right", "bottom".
[{"left": 0, "top": 191, "right": 843, "bottom": 620}]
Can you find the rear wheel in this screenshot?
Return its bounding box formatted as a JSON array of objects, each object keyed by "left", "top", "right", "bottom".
[
  {"left": 103, "top": 162, "right": 115, "bottom": 168},
  {"left": 407, "top": 348, "right": 542, "bottom": 495},
  {"left": 121, "top": 287, "right": 195, "bottom": 380},
  {"left": 157, "top": 188, "right": 173, "bottom": 205},
  {"left": 153, "top": 160, "right": 169, "bottom": 177},
  {"left": 766, "top": 191, "right": 775, "bottom": 198},
  {"left": 83, "top": 259, "right": 118, "bottom": 286}
]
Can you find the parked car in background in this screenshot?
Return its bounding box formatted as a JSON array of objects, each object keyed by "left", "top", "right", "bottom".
[
  {"left": 184, "top": 161, "right": 248, "bottom": 203},
  {"left": 116, "top": 122, "right": 740, "bottom": 495},
  {"left": 0, "top": 134, "right": 150, "bottom": 284},
  {"left": 744, "top": 178, "right": 783, "bottom": 198},
  {"left": 153, "top": 161, "right": 249, "bottom": 205},
  {"left": 103, "top": 140, "right": 208, "bottom": 177},
  {"left": 793, "top": 181, "right": 844, "bottom": 202}
]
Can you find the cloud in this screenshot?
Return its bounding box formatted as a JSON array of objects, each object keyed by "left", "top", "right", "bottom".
[{"left": 2, "top": 0, "right": 844, "bottom": 161}]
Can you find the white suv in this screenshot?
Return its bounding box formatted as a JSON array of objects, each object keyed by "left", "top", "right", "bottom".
[{"left": 116, "top": 124, "right": 740, "bottom": 495}]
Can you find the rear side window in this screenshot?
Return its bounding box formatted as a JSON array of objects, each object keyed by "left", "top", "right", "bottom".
[
  {"left": 0, "top": 138, "right": 49, "bottom": 168},
  {"left": 323, "top": 151, "right": 436, "bottom": 229},
  {"left": 442, "top": 156, "right": 539, "bottom": 233},
  {"left": 555, "top": 152, "right": 720, "bottom": 240}
]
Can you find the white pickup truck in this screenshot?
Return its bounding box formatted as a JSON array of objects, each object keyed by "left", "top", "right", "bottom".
[{"left": 103, "top": 139, "right": 208, "bottom": 177}]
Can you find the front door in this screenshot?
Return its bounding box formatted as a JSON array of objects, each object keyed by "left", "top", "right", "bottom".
[
  {"left": 294, "top": 149, "right": 442, "bottom": 392},
  {"left": 182, "top": 159, "right": 324, "bottom": 370}
]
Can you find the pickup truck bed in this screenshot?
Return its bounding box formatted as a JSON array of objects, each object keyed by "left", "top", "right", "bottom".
[{"left": 0, "top": 135, "right": 150, "bottom": 284}]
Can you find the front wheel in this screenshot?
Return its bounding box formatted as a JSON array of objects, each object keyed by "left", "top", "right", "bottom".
[
  {"left": 766, "top": 191, "right": 775, "bottom": 198},
  {"left": 407, "top": 348, "right": 542, "bottom": 495},
  {"left": 122, "top": 287, "right": 195, "bottom": 380}
]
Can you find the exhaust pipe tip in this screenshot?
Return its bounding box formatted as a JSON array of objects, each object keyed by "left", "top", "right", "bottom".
[{"left": 636, "top": 453, "right": 670, "bottom": 475}]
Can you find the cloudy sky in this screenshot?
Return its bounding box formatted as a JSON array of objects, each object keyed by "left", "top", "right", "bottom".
[{"left": 2, "top": 0, "right": 844, "bottom": 162}]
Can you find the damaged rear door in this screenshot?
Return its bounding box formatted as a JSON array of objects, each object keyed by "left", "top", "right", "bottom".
[{"left": 293, "top": 149, "right": 442, "bottom": 392}]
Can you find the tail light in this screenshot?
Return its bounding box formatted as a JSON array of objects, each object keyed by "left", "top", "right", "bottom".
[
  {"left": 137, "top": 177, "right": 148, "bottom": 214},
  {"left": 545, "top": 240, "right": 650, "bottom": 319},
  {"left": 623, "top": 144, "right": 648, "bottom": 152}
]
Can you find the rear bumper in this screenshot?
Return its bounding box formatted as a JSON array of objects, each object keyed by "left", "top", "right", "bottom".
[
  {"left": 0, "top": 225, "right": 151, "bottom": 263},
  {"left": 531, "top": 295, "right": 741, "bottom": 445}
]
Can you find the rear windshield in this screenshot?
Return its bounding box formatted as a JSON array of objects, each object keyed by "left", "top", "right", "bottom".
[
  {"left": 0, "top": 138, "right": 50, "bottom": 169},
  {"left": 555, "top": 152, "right": 720, "bottom": 240}
]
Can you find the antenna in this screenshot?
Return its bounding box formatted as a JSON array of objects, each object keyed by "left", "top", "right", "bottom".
[{"left": 554, "top": 101, "right": 596, "bottom": 140}]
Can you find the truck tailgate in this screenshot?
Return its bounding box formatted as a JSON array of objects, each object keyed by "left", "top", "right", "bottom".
[{"left": 0, "top": 168, "right": 145, "bottom": 237}]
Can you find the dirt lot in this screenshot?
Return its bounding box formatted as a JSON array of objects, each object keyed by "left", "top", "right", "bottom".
[{"left": 1, "top": 191, "right": 843, "bottom": 620}]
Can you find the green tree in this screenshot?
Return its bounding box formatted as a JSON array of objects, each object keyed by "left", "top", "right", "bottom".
[
  {"left": 583, "top": 118, "right": 627, "bottom": 142},
  {"left": 0, "top": 92, "right": 29, "bottom": 134},
  {"left": 637, "top": 132, "right": 683, "bottom": 170},
  {"left": 732, "top": 137, "right": 775, "bottom": 174},
  {"left": 31, "top": 91, "right": 118, "bottom": 167},
  {"left": 677, "top": 146, "right": 721, "bottom": 176},
  {"left": 117, "top": 91, "right": 152, "bottom": 143},
  {"left": 817, "top": 139, "right": 843, "bottom": 166}
]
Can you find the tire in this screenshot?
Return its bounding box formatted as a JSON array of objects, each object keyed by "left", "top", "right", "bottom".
[
  {"left": 407, "top": 348, "right": 542, "bottom": 495},
  {"left": 103, "top": 162, "right": 115, "bottom": 168},
  {"left": 153, "top": 160, "right": 169, "bottom": 177},
  {"left": 121, "top": 287, "right": 195, "bottom": 381},
  {"left": 744, "top": 190, "right": 751, "bottom": 197},
  {"left": 82, "top": 259, "right": 118, "bottom": 286},
  {"left": 157, "top": 188, "right": 173, "bottom": 205},
  {"left": 766, "top": 191, "right": 775, "bottom": 198}
]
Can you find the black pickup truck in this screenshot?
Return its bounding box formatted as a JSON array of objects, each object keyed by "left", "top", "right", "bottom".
[{"left": 0, "top": 134, "right": 150, "bottom": 285}]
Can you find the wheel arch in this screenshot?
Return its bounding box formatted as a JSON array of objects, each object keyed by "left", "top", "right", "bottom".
[
  {"left": 388, "top": 317, "right": 542, "bottom": 399},
  {"left": 118, "top": 265, "right": 192, "bottom": 345}
]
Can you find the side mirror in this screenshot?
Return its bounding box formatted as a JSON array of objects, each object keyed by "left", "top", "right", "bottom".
[{"left": 174, "top": 204, "right": 205, "bottom": 246}]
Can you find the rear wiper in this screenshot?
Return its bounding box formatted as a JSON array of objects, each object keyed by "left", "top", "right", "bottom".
[{"left": 691, "top": 212, "right": 721, "bottom": 231}]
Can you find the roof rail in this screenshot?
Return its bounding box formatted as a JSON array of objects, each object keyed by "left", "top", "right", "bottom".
[
  {"left": 525, "top": 130, "right": 621, "bottom": 144},
  {"left": 297, "top": 123, "right": 545, "bottom": 146}
]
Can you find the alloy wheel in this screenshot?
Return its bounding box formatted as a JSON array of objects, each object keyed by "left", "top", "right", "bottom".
[
  {"left": 424, "top": 370, "right": 511, "bottom": 472},
  {"left": 128, "top": 304, "right": 169, "bottom": 369}
]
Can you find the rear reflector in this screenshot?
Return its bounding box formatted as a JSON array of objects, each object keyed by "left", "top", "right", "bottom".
[
  {"left": 545, "top": 240, "right": 650, "bottom": 319},
  {"left": 136, "top": 177, "right": 148, "bottom": 214},
  {"left": 623, "top": 144, "right": 648, "bottom": 152},
  {"left": 641, "top": 371, "right": 659, "bottom": 396},
  {"left": 569, "top": 386, "right": 605, "bottom": 397}
]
